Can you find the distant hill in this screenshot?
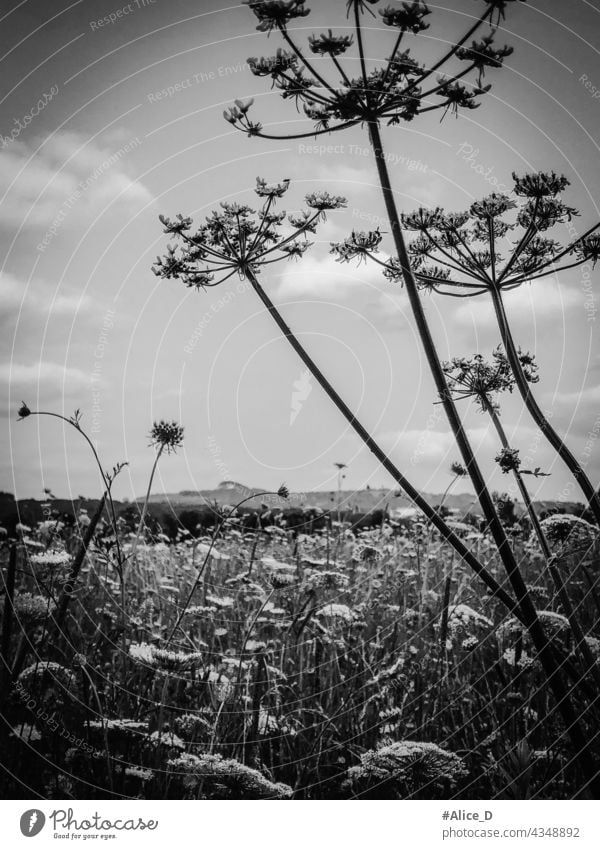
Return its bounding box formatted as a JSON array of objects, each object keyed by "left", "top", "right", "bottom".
[
  {"left": 0, "top": 485, "right": 592, "bottom": 533},
  {"left": 141, "top": 483, "right": 587, "bottom": 519}
]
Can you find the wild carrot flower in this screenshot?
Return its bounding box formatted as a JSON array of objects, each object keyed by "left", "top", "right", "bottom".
[
  {"left": 149, "top": 420, "right": 184, "bottom": 454},
  {"left": 345, "top": 741, "right": 467, "bottom": 795},
  {"left": 129, "top": 642, "right": 203, "bottom": 673},
  {"left": 167, "top": 752, "right": 292, "bottom": 798},
  {"left": 495, "top": 447, "right": 521, "bottom": 474},
  {"left": 29, "top": 549, "right": 70, "bottom": 567},
  {"left": 125, "top": 767, "right": 154, "bottom": 782},
  {"left": 317, "top": 603, "right": 358, "bottom": 623},
  {"left": 13, "top": 593, "right": 54, "bottom": 623},
  {"left": 540, "top": 514, "right": 598, "bottom": 555}
]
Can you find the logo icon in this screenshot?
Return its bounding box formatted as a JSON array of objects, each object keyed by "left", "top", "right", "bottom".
[
  {"left": 20, "top": 810, "right": 45, "bottom": 837},
  {"left": 290, "top": 369, "right": 313, "bottom": 425}
]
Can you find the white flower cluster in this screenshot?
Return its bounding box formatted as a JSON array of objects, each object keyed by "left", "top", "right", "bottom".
[
  {"left": 30, "top": 549, "right": 70, "bottom": 567},
  {"left": 447, "top": 604, "right": 492, "bottom": 633},
  {"left": 346, "top": 740, "right": 467, "bottom": 792},
  {"left": 317, "top": 603, "right": 358, "bottom": 623},
  {"left": 167, "top": 752, "right": 292, "bottom": 798}
]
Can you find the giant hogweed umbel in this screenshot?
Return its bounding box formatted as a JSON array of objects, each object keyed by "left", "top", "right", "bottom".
[
  {"left": 154, "top": 179, "right": 600, "bottom": 791},
  {"left": 227, "top": 0, "right": 531, "bottom": 630},
  {"left": 153, "top": 178, "right": 516, "bottom": 608},
  {"left": 332, "top": 172, "right": 600, "bottom": 521}
]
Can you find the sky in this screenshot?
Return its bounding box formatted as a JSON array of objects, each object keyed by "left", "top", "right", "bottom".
[{"left": 2, "top": 0, "right": 600, "bottom": 504}]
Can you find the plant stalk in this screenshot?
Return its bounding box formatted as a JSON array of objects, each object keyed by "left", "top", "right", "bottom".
[{"left": 489, "top": 284, "right": 600, "bottom": 525}]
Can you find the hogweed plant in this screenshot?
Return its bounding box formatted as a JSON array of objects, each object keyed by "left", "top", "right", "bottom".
[
  {"left": 353, "top": 172, "right": 600, "bottom": 522},
  {"left": 230, "top": 0, "right": 529, "bottom": 599},
  {"left": 154, "top": 177, "right": 519, "bottom": 616},
  {"left": 154, "top": 180, "right": 600, "bottom": 790},
  {"left": 442, "top": 352, "right": 600, "bottom": 690}
]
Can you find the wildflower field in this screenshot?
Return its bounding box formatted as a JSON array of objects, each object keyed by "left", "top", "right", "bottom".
[
  {"left": 3, "top": 0, "right": 600, "bottom": 804},
  {"left": 1, "top": 501, "right": 599, "bottom": 800}
]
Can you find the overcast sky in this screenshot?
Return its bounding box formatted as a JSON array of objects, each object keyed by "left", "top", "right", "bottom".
[{"left": 2, "top": 0, "right": 600, "bottom": 504}]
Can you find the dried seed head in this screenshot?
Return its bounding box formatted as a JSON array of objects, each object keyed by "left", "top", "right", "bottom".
[{"left": 149, "top": 420, "right": 184, "bottom": 454}]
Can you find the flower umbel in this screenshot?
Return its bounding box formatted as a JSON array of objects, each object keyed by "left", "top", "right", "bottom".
[
  {"left": 153, "top": 178, "right": 345, "bottom": 290},
  {"left": 149, "top": 421, "right": 184, "bottom": 454}
]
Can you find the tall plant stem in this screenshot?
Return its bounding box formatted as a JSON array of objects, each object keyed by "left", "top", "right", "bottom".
[
  {"left": 55, "top": 495, "right": 107, "bottom": 634},
  {"left": 367, "top": 121, "right": 518, "bottom": 570},
  {"left": 438, "top": 474, "right": 460, "bottom": 513},
  {"left": 486, "top": 402, "right": 600, "bottom": 690},
  {"left": 165, "top": 490, "right": 282, "bottom": 646},
  {"left": 0, "top": 544, "right": 18, "bottom": 699},
  {"left": 331, "top": 120, "right": 597, "bottom": 789},
  {"left": 245, "top": 267, "right": 516, "bottom": 611},
  {"left": 489, "top": 285, "right": 600, "bottom": 525},
  {"left": 25, "top": 411, "right": 126, "bottom": 579},
  {"left": 131, "top": 444, "right": 164, "bottom": 559}
]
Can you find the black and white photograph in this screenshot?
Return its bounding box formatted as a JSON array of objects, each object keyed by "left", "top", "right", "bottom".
[{"left": 1, "top": 0, "right": 600, "bottom": 834}]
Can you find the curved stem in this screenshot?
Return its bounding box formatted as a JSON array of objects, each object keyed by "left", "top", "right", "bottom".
[
  {"left": 25, "top": 411, "right": 125, "bottom": 576},
  {"left": 367, "top": 122, "right": 519, "bottom": 578},
  {"left": 489, "top": 285, "right": 600, "bottom": 525},
  {"left": 364, "top": 123, "right": 599, "bottom": 790},
  {"left": 245, "top": 267, "right": 517, "bottom": 614},
  {"left": 280, "top": 29, "right": 338, "bottom": 98},
  {"left": 252, "top": 121, "right": 359, "bottom": 141},
  {"left": 55, "top": 495, "right": 107, "bottom": 633},
  {"left": 131, "top": 445, "right": 164, "bottom": 559},
  {"left": 165, "top": 490, "right": 282, "bottom": 645},
  {"left": 437, "top": 475, "right": 458, "bottom": 513},
  {"left": 486, "top": 402, "right": 600, "bottom": 690}
]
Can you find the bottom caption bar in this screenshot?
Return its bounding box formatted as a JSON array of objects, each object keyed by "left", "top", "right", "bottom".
[{"left": 0, "top": 800, "right": 598, "bottom": 848}]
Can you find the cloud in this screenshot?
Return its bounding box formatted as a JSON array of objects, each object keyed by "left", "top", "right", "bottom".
[
  {"left": 0, "top": 361, "right": 90, "bottom": 401},
  {"left": 0, "top": 131, "right": 154, "bottom": 233},
  {"left": 0, "top": 272, "right": 93, "bottom": 321},
  {"left": 276, "top": 252, "right": 387, "bottom": 299},
  {"left": 378, "top": 425, "right": 494, "bottom": 465},
  {"left": 453, "top": 280, "right": 579, "bottom": 331}
]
